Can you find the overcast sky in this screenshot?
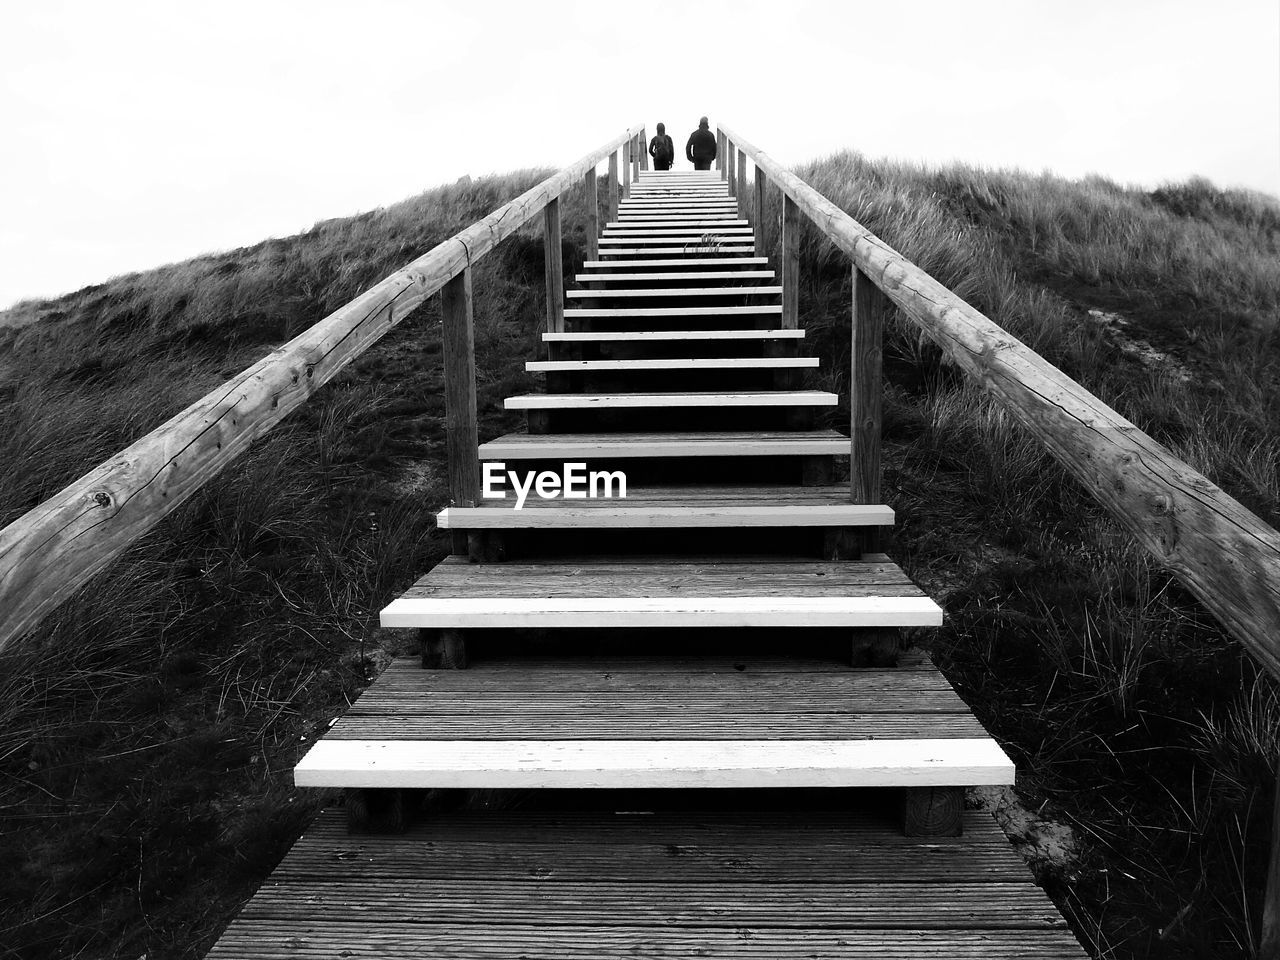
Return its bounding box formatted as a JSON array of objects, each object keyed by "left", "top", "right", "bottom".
[{"left": 2, "top": 0, "right": 1277, "bottom": 309}]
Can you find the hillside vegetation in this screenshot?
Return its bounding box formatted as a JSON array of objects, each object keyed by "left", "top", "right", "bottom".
[{"left": 1, "top": 156, "right": 1278, "bottom": 959}]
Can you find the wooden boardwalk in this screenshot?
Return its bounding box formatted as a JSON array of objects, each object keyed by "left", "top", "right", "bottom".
[{"left": 206, "top": 163, "right": 1088, "bottom": 956}]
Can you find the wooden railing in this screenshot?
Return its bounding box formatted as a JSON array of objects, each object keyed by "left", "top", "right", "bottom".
[
  {"left": 718, "top": 123, "right": 1280, "bottom": 955},
  {"left": 0, "top": 124, "right": 645, "bottom": 654}
]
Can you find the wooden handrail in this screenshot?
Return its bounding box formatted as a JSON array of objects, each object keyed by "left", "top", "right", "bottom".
[
  {"left": 721, "top": 124, "right": 1280, "bottom": 682},
  {"left": 0, "top": 124, "right": 643, "bottom": 654}
]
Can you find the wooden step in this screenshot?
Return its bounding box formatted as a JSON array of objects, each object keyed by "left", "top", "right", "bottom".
[
  {"left": 575, "top": 271, "right": 775, "bottom": 282},
  {"left": 565, "top": 305, "right": 781, "bottom": 318},
  {"left": 600, "top": 235, "right": 752, "bottom": 245},
  {"left": 612, "top": 216, "right": 747, "bottom": 223},
  {"left": 207, "top": 805, "right": 1084, "bottom": 960},
  {"left": 480, "top": 430, "right": 846, "bottom": 460},
  {"left": 609, "top": 217, "right": 748, "bottom": 224},
  {"left": 504, "top": 391, "right": 837, "bottom": 410},
  {"left": 379, "top": 557, "right": 942, "bottom": 629},
  {"left": 598, "top": 247, "right": 755, "bottom": 257},
  {"left": 605, "top": 225, "right": 753, "bottom": 233},
  {"left": 582, "top": 257, "right": 768, "bottom": 269},
  {"left": 565, "top": 287, "right": 781, "bottom": 299},
  {"left": 295, "top": 657, "right": 1005, "bottom": 789},
  {"left": 526, "top": 357, "right": 815, "bottom": 373},
  {"left": 543, "top": 329, "right": 802, "bottom": 342},
  {"left": 438, "top": 485, "right": 889, "bottom": 529}
]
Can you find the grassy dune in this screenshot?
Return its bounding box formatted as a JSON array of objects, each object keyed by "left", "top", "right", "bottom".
[{"left": 1, "top": 157, "right": 1277, "bottom": 958}]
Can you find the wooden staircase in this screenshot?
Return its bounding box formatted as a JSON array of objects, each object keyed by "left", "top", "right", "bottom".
[{"left": 208, "top": 167, "right": 1087, "bottom": 957}]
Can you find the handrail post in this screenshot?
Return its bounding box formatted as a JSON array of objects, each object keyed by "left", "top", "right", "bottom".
[
  {"left": 442, "top": 266, "right": 481, "bottom": 535},
  {"left": 851, "top": 266, "right": 885, "bottom": 545},
  {"left": 737, "top": 152, "right": 747, "bottom": 218},
  {"left": 543, "top": 197, "right": 564, "bottom": 333},
  {"left": 726, "top": 140, "right": 736, "bottom": 197},
  {"left": 639, "top": 128, "right": 649, "bottom": 171},
  {"left": 584, "top": 165, "right": 598, "bottom": 262},
  {"left": 717, "top": 130, "right": 726, "bottom": 175},
  {"left": 622, "top": 143, "right": 631, "bottom": 200},
  {"left": 608, "top": 151, "right": 619, "bottom": 222},
  {"left": 754, "top": 169, "right": 767, "bottom": 257},
  {"left": 632, "top": 134, "right": 642, "bottom": 181},
  {"left": 781, "top": 195, "right": 799, "bottom": 329},
  {"left": 1263, "top": 770, "right": 1280, "bottom": 957}
]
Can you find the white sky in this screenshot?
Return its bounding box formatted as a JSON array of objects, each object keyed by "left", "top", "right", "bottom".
[{"left": 1, "top": 0, "right": 1277, "bottom": 309}]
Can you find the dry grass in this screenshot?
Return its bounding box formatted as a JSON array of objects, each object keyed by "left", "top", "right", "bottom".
[
  {"left": 786, "top": 150, "right": 1279, "bottom": 958},
  {"left": 0, "top": 168, "right": 579, "bottom": 958}
]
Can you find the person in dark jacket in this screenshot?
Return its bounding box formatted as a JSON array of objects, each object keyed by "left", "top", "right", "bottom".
[
  {"left": 686, "top": 117, "right": 716, "bottom": 170},
  {"left": 649, "top": 123, "right": 675, "bottom": 171}
]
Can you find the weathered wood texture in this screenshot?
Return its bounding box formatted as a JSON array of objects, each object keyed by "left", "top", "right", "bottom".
[
  {"left": 441, "top": 268, "right": 481, "bottom": 510},
  {"left": 584, "top": 165, "right": 598, "bottom": 261},
  {"left": 755, "top": 169, "right": 768, "bottom": 256},
  {"left": 851, "top": 266, "right": 884, "bottom": 506},
  {"left": 622, "top": 143, "right": 631, "bottom": 199},
  {"left": 205, "top": 808, "right": 1087, "bottom": 959},
  {"left": 903, "top": 786, "right": 965, "bottom": 837},
  {"left": 0, "top": 124, "right": 643, "bottom": 653},
  {"left": 726, "top": 140, "right": 736, "bottom": 196},
  {"left": 737, "top": 150, "right": 747, "bottom": 215},
  {"left": 721, "top": 124, "right": 1280, "bottom": 680},
  {"left": 639, "top": 128, "right": 648, "bottom": 170},
  {"left": 542, "top": 197, "right": 564, "bottom": 333},
  {"left": 717, "top": 129, "right": 725, "bottom": 173},
  {"left": 607, "top": 151, "right": 619, "bottom": 221},
  {"left": 781, "top": 194, "right": 800, "bottom": 329}
]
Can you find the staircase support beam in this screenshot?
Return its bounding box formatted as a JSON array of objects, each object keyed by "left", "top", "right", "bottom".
[
  {"left": 851, "top": 266, "right": 885, "bottom": 553},
  {"left": 543, "top": 197, "right": 564, "bottom": 333},
  {"left": 584, "top": 165, "right": 598, "bottom": 262},
  {"left": 781, "top": 195, "right": 800, "bottom": 329},
  {"left": 442, "top": 267, "right": 481, "bottom": 515}
]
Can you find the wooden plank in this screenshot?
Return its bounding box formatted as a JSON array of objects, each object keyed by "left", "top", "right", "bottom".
[
  {"left": 755, "top": 168, "right": 768, "bottom": 255},
  {"left": 605, "top": 224, "right": 753, "bottom": 233},
  {"left": 722, "top": 123, "right": 1280, "bottom": 680},
  {"left": 0, "top": 123, "right": 645, "bottom": 653},
  {"left": 479, "top": 430, "right": 849, "bottom": 459},
  {"left": 526, "top": 357, "right": 815, "bottom": 371},
  {"left": 581, "top": 257, "right": 769, "bottom": 268},
  {"left": 239, "top": 878, "right": 1067, "bottom": 928},
  {"left": 379, "top": 596, "right": 941, "bottom": 629},
  {"left": 614, "top": 218, "right": 747, "bottom": 226},
  {"left": 574, "top": 271, "right": 776, "bottom": 282},
  {"left": 738, "top": 150, "right": 748, "bottom": 215},
  {"left": 210, "top": 924, "right": 1085, "bottom": 958},
  {"left": 324, "top": 716, "right": 994, "bottom": 740},
  {"left": 503, "top": 390, "right": 838, "bottom": 410},
  {"left": 543, "top": 196, "right": 564, "bottom": 333},
  {"left": 543, "top": 328, "right": 802, "bottom": 342},
  {"left": 563, "top": 305, "right": 781, "bottom": 318},
  {"left": 438, "top": 496, "right": 888, "bottom": 527},
  {"left": 607, "top": 150, "right": 619, "bottom": 221},
  {"left": 294, "top": 738, "right": 1011, "bottom": 789},
  {"left": 584, "top": 165, "right": 598, "bottom": 261},
  {"left": 441, "top": 268, "right": 480, "bottom": 508},
  {"left": 565, "top": 287, "right": 782, "bottom": 298},
  {"left": 598, "top": 247, "right": 756, "bottom": 257},
  {"left": 622, "top": 141, "right": 631, "bottom": 199},
  {"left": 283, "top": 805, "right": 1020, "bottom": 857},
  {"left": 362, "top": 657, "right": 953, "bottom": 689},
  {"left": 852, "top": 266, "right": 885, "bottom": 506},
  {"left": 781, "top": 193, "right": 800, "bottom": 329},
  {"left": 599, "top": 235, "right": 755, "bottom": 245}
]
